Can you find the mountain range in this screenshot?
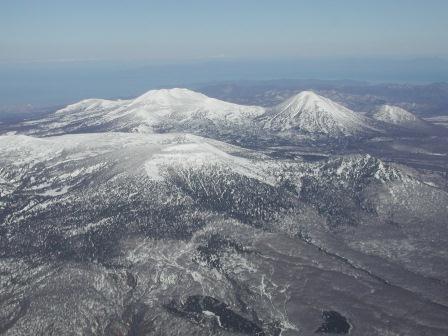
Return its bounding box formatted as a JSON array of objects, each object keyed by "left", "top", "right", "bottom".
[
  {"left": 1, "top": 87, "right": 448, "bottom": 336},
  {"left": 8, "top": 88, "right": 443, "bottom": 141}
]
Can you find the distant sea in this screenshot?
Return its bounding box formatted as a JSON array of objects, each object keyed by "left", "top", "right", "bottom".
[{"left": 1, "top": 57, "right": 447, "bottom": 110}]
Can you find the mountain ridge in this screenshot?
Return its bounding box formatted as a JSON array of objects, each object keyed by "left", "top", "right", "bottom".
[
  {"left": 4, "top": 88, "right": 444, "bottom": 142},
  {"left": 21, "top": 88, "right": 265, "bottom": 136}
]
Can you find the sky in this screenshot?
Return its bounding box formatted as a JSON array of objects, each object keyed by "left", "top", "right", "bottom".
[
  {"left": 1, "top": 1, "right": 448, "bottom": 108},
  {"left": 1, "top": 0, "right": 448, "bottom": 63}
]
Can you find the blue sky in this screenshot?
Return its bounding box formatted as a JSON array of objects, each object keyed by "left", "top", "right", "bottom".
[
  {"left": 1, "top": 0, "right": 448, "bottom": 108},
  {"left": 1, "top": 0, "right": 448, "bottom": 63}
]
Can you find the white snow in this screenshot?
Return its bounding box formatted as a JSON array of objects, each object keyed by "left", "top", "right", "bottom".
[
  {"left": 372, "top": 105, "right": 429, "bottom": 129},
  {"left": 26, "top": 88, "right": 265, "bottom": 135},
  {"left": 0, "top": 133, "right": 277, "bottom": 197},
  {"left": 38, "top": 185, "right": 70, "bottom": 196},
  {"left": 262, "top": 91, "right": 379, "bottom": 136},
  {"left": 143, "top": 136, "right": 275, "bottom": 184},
  {"left": 202, "top": 310, "right": 223, "bottom": 327}
]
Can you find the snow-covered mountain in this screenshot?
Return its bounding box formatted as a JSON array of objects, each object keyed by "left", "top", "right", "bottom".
[
  {"left": 260, "top": 91, "right": 380, "bottom": 137},
  {"left": 20, "top": 88, "right": 265, "bottom": 136},
  {"left": 372, "top": 104, "right": 432, "bottom": 131},
  {"left": 8, "top": 89, "right": 443, "bottom": 143},
  {"left": 2, "top": 85, "right": 448, "bottom": 335},
  {"left": 0, "top": 132, "right": 269, "bottom": 201},
  {"left": 2, "top": 131, "right": 448, "bottom": 335}
]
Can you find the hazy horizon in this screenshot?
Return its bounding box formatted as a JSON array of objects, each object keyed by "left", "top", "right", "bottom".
[
  {"left": 2, "top": 1, "right": 448, "bottom": 109},
  {"left": 1, "top": 57, "right": 448, "bottom": 109}
]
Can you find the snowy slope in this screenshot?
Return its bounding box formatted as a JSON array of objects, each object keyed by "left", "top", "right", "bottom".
[
  {"left": 0, "top": 132, "right": 266, "bottom": 176},
  {"left": 372, "top": 104, "right": 432, "bottom": 130},
  {"left": 21, "top": 88, "right": 265, "bottom": 136},
  {"left": 260, "top": 91, "right": 380, "bottom": 137},
  {"left": 0, "top": 132, "right": 273, "bottom": 206},
  {"left": 2, "top": 132, "right": 448, "bottom": 336}
]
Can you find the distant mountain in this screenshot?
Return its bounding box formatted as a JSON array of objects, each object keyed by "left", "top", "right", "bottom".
[
  {"left": 372, "top": 104, "right": 433, "bottom": 131},
  {"left": 19, "top": 88, "right": 264, "bottom": 136},
  {"left": 198, "top": 80, "right": 448, "bottom": 117},
  {"left": 9, "top": 89, "right": 447, "bottom": 142},
  {"left": 260, "top": 91, "right": 380, "bottom": 137}
]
